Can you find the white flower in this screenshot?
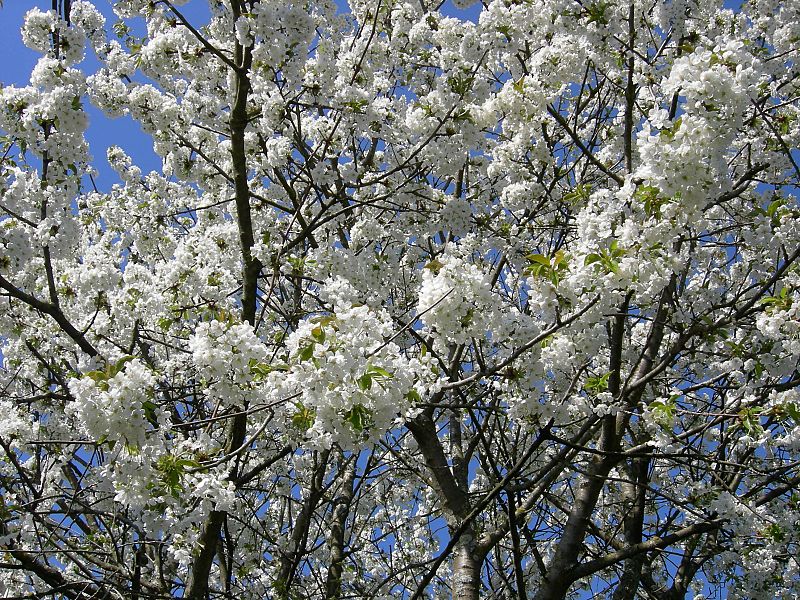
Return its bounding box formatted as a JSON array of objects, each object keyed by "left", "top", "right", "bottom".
[{"left": 189, "top": 320, "right": 268, "bottom": 386}]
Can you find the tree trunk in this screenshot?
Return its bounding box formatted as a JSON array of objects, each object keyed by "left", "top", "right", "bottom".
[
  {"left": 324, "top": 457, "right": 357, "bottom": 599},
  {"left": 275, "top": 449, "right": 330, "bottom": 599},
  {"left": 452, "top": 531, "right": 481, "bottom": 600},
  {"left": 611, "top": 457, "right": 649, "bottom": 600}
]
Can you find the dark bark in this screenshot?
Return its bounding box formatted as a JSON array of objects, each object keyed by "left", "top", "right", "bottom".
[
  {"left": 406, "top": 411, "right": 471, "bottom": 519},
  {"left": 185, "top": 5, "right": 258, "bottom": 595},
  {"left": 324, "top": 457, "right": 357, "bottom": 599},
  {"left": 532, "top": 444, "right": 619, "bottom": 600},
  {"left": 276, "top": 449, "right": 330, "bottom": 599},
  {"left": 8, "top": 547, "right": 104, "bottom": 600},
  {"left": 611, "top": 457, "right": 649, "bottom": 600},
  {"left": 0, "top": 273, "right": 99, "bottom": 358},
  {"left": 407, "top": 410, "right": 480, "bottom": 597},
  {"left": 534, "top": 271, "right": 674, "bottom": 600}
]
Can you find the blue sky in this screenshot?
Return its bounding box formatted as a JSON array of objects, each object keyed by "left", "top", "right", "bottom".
[
  {"left": 1, "top": 1, "right": 204, "bottom": 185},
  {"left": 0, "top": 3, "right": 765, "bottom": 597},
  {"left": 0, "top": 0, "right": 743, "bottom": 190}
]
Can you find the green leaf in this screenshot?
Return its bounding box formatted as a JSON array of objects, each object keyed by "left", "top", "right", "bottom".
[
  {"left": 108, "top": 355, "right": 135, "bottom": 378},
  {"left": 343, "top": 98, "right": 369, "bottom": 114},
  {"left": 767, "top": 198, "right": 785, "bottom": 217},
  {"left": 584, "top": 372, "right": 611, "bottom": 394},
  {"left": 738, "top": 407, "right": 763, "bottom": 435},
  {"left": 249, "top": 360, "right": 289, "bottom": 380},
  {"left": 291, "top": 403, "right": 316, "bottom": 431},
  {"left": 406, "top": 389, "right": 421, "bottom": 403},
  {"left": 552, "top": 250, "right": 568, "bottom": 268},
  {"left": 635, "top": 185, "right": 670, "bottom": 218},
  {"left": 526, "top": 253, "right": 552, "bottom": 267},
  {"left": 344, "top": 404, "right": 372, "bottom": 433},
  {"left": 525, "top": 251, "right": 570, "bottom": 285},
  {"left": 85, "top": 370, "right": 107, "bottom": 383},
  {"left": 423, "top": 259, "right": 444, "bottom": 274},
  {"left": 760, "top": 287, "right": 793, "bottom": 313},
  {"left": 310, "top": 314, "right": 338, "bottom": 329},
  {"left": 785, "top": 402, "right": 800, "bottom": 423},
  {"left": 357, "top": 373, "right": 372, "bottom": 391},
  {"left": 142, "top": 400, "right": 159, "bottom": 426},
  {"left": 447, "top": 72, "right": 474, "bottom": 96},
  {"left": 297, "top": 343, "right": 315, "bottom": 362},
  {"left": 754, "top": 362, "right": 764, "bottom": 378},
  {"left": 113, "top": 21, "right": 130, "bottom": 39},
  {"left": 366, "top": 365, "right": 394, "bottom": 379},
  {"left": 763, "top": 523, "right": 786, "bottom": 543},
  {"left": 584, "top": 242, "right": 626, "bottom": 275},
  {"left": 660, "top": 117, "right": 682, "bottom": 141},
  {"left": 310, "top": 325, "right": 326, "bottom": 343},
  {"left": 154, "top": 454, "right": 197, "bottom": 499},
  {"left": 358, "top": 365, "right": 394, "bottom": 390},
  {"left": 586, "top": 0, "right": 610, "bottom": 25},
  {"left": 650, "top": 397, "right": 677, "bottom": 428},
  {"left": 563, "top": 183, "right": 592, "bottom": 205},
  {"left": 776, "top": 114, "right": 793, "bottom": 135}
]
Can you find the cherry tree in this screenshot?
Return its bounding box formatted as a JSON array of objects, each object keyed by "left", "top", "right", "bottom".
[{"left": 1, "top": 0, "right": 799, "bottom": 598}]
